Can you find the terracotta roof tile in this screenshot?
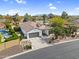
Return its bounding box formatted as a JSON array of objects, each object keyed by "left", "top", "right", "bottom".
[{"left": 20, "top": 21, "right": 49, "bottom": 32}]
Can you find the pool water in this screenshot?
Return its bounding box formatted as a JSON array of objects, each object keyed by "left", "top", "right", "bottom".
[{"left": 0, "top": 29, "right": 10, "bottom": 38}]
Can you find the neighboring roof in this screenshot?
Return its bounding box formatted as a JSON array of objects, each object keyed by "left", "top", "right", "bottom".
[
  {"left": 74, "top": 19, "right": 79, "bottom": 23},
  {"left": 20, "top": 21, "right": 49, "bottom": 32},
  {"left": 74, "top": 19, "right": 79, "bottom": 27},
  {"left": 38, "top": 25, "right": 49, "bottom": 30},
  {"left": 0, "top": 23, "right": 5, "bottom": 29}
]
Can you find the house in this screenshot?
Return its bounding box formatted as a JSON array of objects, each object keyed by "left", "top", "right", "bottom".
[
  {"left": 73, "top": 19, "right": 79, "bottom": 35},
  {"left": 0, "top": 23, "right": 5, "bottom": 29},
  {"left": 20, "top": 21, "right": 49, "bottom": 39}
]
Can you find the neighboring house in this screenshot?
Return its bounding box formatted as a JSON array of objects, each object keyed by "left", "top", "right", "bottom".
[
  {"left": 74, "top": 19, "right": 79, "bottom": 27},
  {"left": 0, "top": 23, "right": 5, "bottom": 29},
  {"left": 74, "top": 19, "right": 79, "bottom": 35},
  {"left": 0, "top": 19, "right": 6, "bottom": 29},
  {"left": 20, "top": 21, "right": 49, "bottom": 39}
]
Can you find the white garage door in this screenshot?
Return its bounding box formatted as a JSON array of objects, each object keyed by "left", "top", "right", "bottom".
[{"left": 29, "top": 32, "right": 39, "bottom": 38}]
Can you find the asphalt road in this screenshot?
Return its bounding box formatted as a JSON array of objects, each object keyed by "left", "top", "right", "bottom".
[{"left": 11, "top": 40, "right": 79, "bottom": 59}]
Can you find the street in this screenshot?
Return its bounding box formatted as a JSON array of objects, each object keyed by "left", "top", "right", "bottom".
[{"left": 11, "top": 40, "right": 79, "bottom": 59}]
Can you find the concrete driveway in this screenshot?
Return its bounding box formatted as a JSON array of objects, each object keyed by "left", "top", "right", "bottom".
[
  {"left": 10, "top": 40, "right": 79, "bottom": 59},
  {"left": 28, "top": 37, "right": 51, "bottom": 49}
]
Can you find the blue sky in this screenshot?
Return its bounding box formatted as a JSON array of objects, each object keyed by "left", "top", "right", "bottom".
[{"left": 0, "top": 0, "right": 79, "bottom": 15}]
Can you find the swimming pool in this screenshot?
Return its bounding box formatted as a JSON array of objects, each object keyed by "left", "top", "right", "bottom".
[{"left": 0, "top": 29, "right": 10, "bottom": 38}]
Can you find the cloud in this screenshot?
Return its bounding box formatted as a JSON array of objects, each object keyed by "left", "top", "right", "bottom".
[
  {"left": 4, "top": 9, "right": 20, "bottom": 15},
  {"left": 49, "top": 6, "right": 57, "bottom": 10},
  {"left": 75, "top": 7, "right": 79, "bottom": 10},
  {"left": 48, "top": 3, "right": 57, "bottom": 10},
  {"left": 15, "top": 0, "right": 26, "bottom": 4},
  {"left": 48, "top": 3, "right": 53, "bottom": 6}
]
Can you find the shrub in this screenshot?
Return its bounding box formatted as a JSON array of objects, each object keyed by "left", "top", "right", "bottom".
[
  {"left": 24, "top": 45, "right": 32, "bottom": 50},
  {"left": 12, "top": 33, "right": 18, "bottom": 39},
  {"left": 4, "top": 38, "right": 11, "bottom": 42},
  {"left": 14, "top": 26, "right": 21, "bottom": 32}
]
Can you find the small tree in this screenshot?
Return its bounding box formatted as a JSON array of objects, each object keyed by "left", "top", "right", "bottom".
[
  {"left": 0, "top": 15, "right": 3, "bottom": 19},
  {"left": 42, "top": 14, "right": 47, "bottom": 24},
  {"left": 61, "top": 11, "right": 69, "bottom": 19},
  {"left": 23, "top": 13, "right": 29, "bottom": 22},
  {"left": 48, "top": 13, "right": 54, "bottom": 19},
  {"left": 68, "top": 25, "right": 77, "bottom": 37},
  {"left": 12, "top": 13, "right": 19, "bottom": 26},
  {"left": 51, "top": 26, "right": 63, "bottom": 39},
  {"left": 49, "top": 17, "right": 65, "bottom": 27},
  {"left": 12, "top": 13, "right": 19, "bottom": 21}
]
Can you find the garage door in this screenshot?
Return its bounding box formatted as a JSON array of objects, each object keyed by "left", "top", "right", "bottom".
[{"left": 29, "top": 32, "right": 39, "bottom": 38}]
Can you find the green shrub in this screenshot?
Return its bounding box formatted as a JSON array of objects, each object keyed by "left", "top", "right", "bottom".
[
  {"left": 5, "top": 38, "right": 12, "bottom": 42},
  {"left": 12, "top": 33, "right": 18, "bottom": 39},
  {"left": 24, "top": 45, "right": 32, "bottom": 50},
  {"left": 14, "top": 27, "right": 21, "bottom": 32}
]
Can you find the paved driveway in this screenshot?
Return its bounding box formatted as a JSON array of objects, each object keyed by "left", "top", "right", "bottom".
[
  {"left": 11, "top": 40, "right": 79, "bottom": 59},
  {"left": 28, "top": 37, "right": 51, "bottom": 49}
]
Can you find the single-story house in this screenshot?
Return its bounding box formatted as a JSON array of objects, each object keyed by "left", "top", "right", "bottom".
[{"left": 20, "top": 21, "right": 49, "bottom": 39}]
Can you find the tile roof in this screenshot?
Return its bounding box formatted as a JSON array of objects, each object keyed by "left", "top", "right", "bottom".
[
  {"left": 20, "top": 21, "right": 49, "bottom": 32},
  {"left": 0, "top": 23, "right": 5, "bottom": 29}
]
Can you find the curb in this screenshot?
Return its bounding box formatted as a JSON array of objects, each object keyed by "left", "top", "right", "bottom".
[{"left": 3, "top": 39, "right": 79, "bottom": 59}]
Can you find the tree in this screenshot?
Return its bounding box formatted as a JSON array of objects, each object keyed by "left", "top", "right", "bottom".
[
  {"left": 23, "top": 13, "right": 29, "bottom": 22},
  {"left": 49, "top": 17, "right": 65, "bottom": 27},
  {"left": 0, "top": 15, "right": 3, "bottom": 19},
  {"left": 12, "top": 13, "right": 19, "bottom": 22},
  {"left": 12, "top": 13, "right": 19, "bottom": 25},
  {"left": 42, "top": 14, "right": 47, "bottom": 24},
  {"left": 50, "top": 26, "right": 65, "bottom": 39},
  {"left": 68, "top": 25, "right": 77, "bottom": 36},
  {"left": 48, "top": 13, "right": 54, "bottom": 19},
  {"left": 61, "top": 11, "right": 69, "bottom": 19},
  {"left": 28, "top": 15, "right": 34, "bottom": 21}
]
